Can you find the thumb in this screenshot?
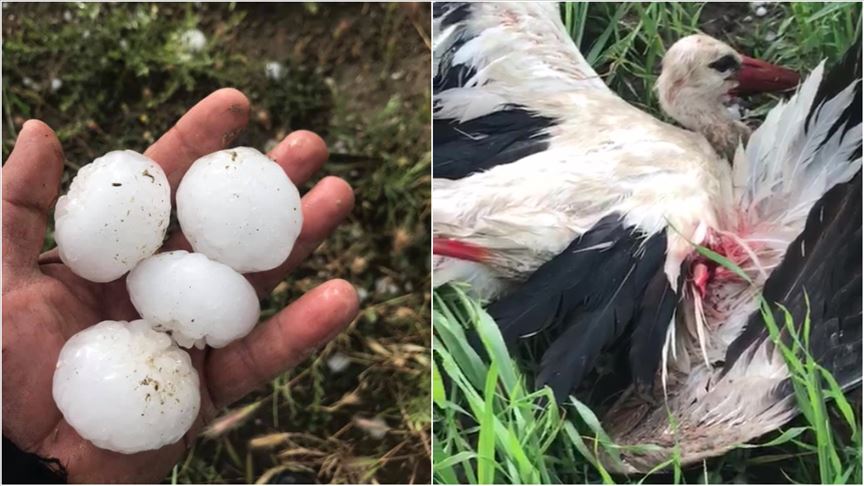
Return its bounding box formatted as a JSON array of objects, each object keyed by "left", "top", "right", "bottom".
[{"left": 2, "top": 120, "right": 64, "bottom": 281}]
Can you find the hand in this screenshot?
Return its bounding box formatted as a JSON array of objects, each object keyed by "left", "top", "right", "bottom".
[{"left": 2, "top": 89, "right": 360, "bottom": 483}]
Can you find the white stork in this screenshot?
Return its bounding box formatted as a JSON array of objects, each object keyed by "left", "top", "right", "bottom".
[{"left": 432, "top": 2, "right": 862, "bottom": 471}]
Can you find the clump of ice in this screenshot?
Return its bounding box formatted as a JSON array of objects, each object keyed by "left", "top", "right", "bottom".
[
  {"left": 176, "top": 147, "right": 302, "bottom": 273},
  {"left": 127, "top": 251, "right": 260, "bottom": 348},
  {"left": 54, "top": 150, "right": 170, "bottom": 282},
  {"left": 179, "top": 28, "right": 207, "bottom": 52},
  {"left": 52, "top": 320, "right": 200, "bottom": 454},
  {"left": 326, "top": 353, "right": 352, "bottom": 373},
  {"left": 265, "top": 61, "right": 285, "bottom": 81}
]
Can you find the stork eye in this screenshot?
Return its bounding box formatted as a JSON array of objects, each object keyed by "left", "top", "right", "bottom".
[{"left": 708, "top": 55, "right": 740, "bottom": 73}]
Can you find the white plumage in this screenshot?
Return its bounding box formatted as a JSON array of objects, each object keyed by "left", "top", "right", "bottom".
[{"left": 434, "top": 3, "right": 728, "bottom": 292}]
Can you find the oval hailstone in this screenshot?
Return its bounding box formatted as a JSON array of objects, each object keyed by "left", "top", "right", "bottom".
[
  {"left": 54, "top": 151, "right": 170, "bottom": 282},
  {"left": 127, "top": 251, "right": 260, "bottom": 348},
  {"left": 176, "top": 147, "right": 302, "bottom": 272},
  {"left": 52, "top": 320, "right": 200, "bottom": 454}
]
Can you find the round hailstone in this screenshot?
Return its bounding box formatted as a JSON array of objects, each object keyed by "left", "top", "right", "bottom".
[
  {"left": 127, "top": 251, "right": 260, "bottom": 348},
  {"left": 52, "top": 320, "right": 200, "bottom": 454},
  {"left": 176, "top": 147, "right": 302, "bottom": 273},
  {"left": 54, "top": 151, "right": 170, "bottom": 282},
  {"left": 179, "top": 28, "right": 207, "bottom": 52}
]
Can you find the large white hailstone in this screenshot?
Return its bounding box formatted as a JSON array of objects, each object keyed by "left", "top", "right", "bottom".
[
  {"left": 54, "top": 151, "right": 171, "bottom": 282},
  {"left": 176, "top": 147, "right": 302, "bottom": 273},
  {"left": 52, "top": 320, "right": 200, "bottom": 454},
  {"left": 127, "top": 251, "right": 260, "bottom": 348}
]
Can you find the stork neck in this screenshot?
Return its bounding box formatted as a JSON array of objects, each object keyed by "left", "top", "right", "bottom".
[
  {"left": 693, "top": 116, "right": 750, "bottom": 162},
  {"left": 658, "top": 89, "right": 749, "bottom": 161}
]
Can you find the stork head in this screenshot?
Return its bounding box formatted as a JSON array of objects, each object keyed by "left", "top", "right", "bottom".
[{"left": 655, "top": 34, "right": 799, "bottom": 160}]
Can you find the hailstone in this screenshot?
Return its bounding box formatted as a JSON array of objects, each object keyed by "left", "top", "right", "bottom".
[
  {"left": 176, "top": 147, "right": 302, "bottom": 273},
  {"left": 52, "top": 320, "right": 200, "bottom": 454},
  {"left": 127, "top": 251, "right": 260, "bottom": 348},
  {"left": 54, "top": 150, "right": 171, "bottom": 282}
]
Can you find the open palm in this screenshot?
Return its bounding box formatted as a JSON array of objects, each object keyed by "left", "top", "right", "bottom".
[{"left": 2, "top": 89, "right": 359, "bottom": 483}]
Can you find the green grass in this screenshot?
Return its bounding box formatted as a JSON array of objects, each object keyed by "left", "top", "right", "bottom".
[
  {"left": 433, "top": 285, "right": 622, "bottom": 485},
  {"left": 3, "top": 3, "right": 430, "bottom": 483},
  {"left": 433, "top": 2, "right": 861, "bottom": 484},
  {"left": 433, "top": 278, "right": 861, "bottom": 484}
]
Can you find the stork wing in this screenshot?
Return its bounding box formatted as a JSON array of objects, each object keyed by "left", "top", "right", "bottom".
[
  {"left": 720, "top": 37, "right": 862, "bottom": 399},
  {"left": 434, "top": 2, "right": 610, "bottom": 179}
]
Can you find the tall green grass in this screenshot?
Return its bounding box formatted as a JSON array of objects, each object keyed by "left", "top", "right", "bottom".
[
  {"left": 432, "top": 285, "right": 623, "bottom": 484},
  {"left": 433, "top": 279, "right": 861, "bottom": 484}
]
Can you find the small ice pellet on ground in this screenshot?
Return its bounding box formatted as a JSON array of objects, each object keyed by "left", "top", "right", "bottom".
[
  {"left": 50, "top": 78, "right": 62, "bottom": 92},
  {"left": 374, "top": 277, "right": 399, "bottom": 296},
  {"left": 176, "top": 147, "right": 303, "bottom": 273},
  {"left": 62, "top": 10, "right": 72, "bottom": 21},
  {"left": 327, "top": 353, "right": 352, "bottom": 373},
  {"left": 52, "top": 320, "right": 200, "bottom": 454},
  {"left": 357, "top": 287, "right": 370, "bottom": 302},
  {"left": 765, "top": 31, "right": 778, "bottom": 42},
  {"left": 54, "top": 150, "right": 171, "bottom": 282},
  {"left": 353, "top": 416, "right": 390, "bottom": 439},
  {"left": 180, "top": 28, "right": 207, "bottom": 52},
  {"left": 265, "top": 61, "right": 285, "bottom": 81},
  {"left": 127, "top": 251, "right": 261, "bottom": 348},
  {"left": 755, "top": 6, "right": 767, "bottom": 16},
  {"left": 332, "top": 140, "right": 348, "bottom": 153}
]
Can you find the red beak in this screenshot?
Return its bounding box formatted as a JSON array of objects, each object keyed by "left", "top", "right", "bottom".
[{"left": 731, "top": 55, "right": 800, "bottom": 95}]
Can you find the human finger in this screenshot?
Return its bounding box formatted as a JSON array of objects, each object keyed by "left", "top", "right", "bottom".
[{"left": 207, "top": 279, "right": 359, "bottom": 407}]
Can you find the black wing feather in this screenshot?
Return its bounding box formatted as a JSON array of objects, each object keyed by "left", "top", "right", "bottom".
[
  {"left": 486, "top": 215, "right": 623, "bottom": 342},
  {"left": 433, "top": 109, "right": 556, "bottom": 180},
  {"left": 628, "top": 269, "right": 682, "bottom": 388},
  {"left": 487, "top": 214, "right": 676, "bottom": 401},
  {"left": 432, "top": 2, "right": 560, "bottom": 180}
]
